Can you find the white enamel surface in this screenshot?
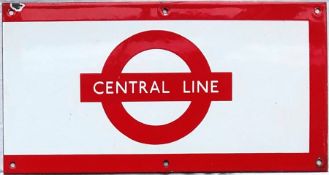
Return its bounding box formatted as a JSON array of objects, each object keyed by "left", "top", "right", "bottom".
[
  {"left": 3, "top": 20, "right": 309, "bottom": 154},
  {"left": 122, "top": 49, "right": 191, "bottom": 126}
]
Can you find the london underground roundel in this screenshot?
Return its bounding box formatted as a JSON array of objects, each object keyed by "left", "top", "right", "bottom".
[
  {"left": 80, "top": 30, "right": 232, "bottom": 144},
  {"left": 3, "top": 2, "right": 327, "bottom": 174}
]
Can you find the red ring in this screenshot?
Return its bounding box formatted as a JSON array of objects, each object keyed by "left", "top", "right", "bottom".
[{"left": 101, "top": 30, "right": 212, "bottom": 144}]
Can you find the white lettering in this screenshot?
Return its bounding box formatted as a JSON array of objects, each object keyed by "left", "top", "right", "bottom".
[
  {"left": 183, "top": 80, "right": 190, "bottom": 93},
  {"left": 116, "top": 81, "right": 127, "bottom": 94},
  {"left": 162, "top": 81, "right": 170, "bottom": 93},
  {"left": 93, "top": 81, "right": 104, "bottom": 95},
  {"left": 129, "top": 81, "right": 138, "bottom": 94},
  {"left": 106, "top": 81, "right": 114, "bottom": 94},
  {"left": 211, "top": 80, "right": 219, "bottom": 93},
  {"left": 197, "top": 81, "right": 208, "bottom": 93},
  {"left": 150, "top": 81, "right": 160, "bottom": 93},
  {"left": 139, "top": 81, "right": 148, "bottom": 93},
  {"left": 92, "top": 79, "right": 220, "bottom": 95}
]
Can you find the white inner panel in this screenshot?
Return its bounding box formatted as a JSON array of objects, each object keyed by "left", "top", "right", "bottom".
[
  {"left": 122, "top": 49, "right": 190, "bottom": 126},
  {"left": 3, "top": 21, "right": 309, "bottom": 154},
  {"left": 122, "top": 49, "right": 190, "bottom": 73},
  {"left": 122, "top": 102, "right": 191, "bottom": 126}
]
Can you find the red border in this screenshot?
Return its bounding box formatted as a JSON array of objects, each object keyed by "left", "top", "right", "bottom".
[{"left": 3, "top": 2, "right": 328, "bottom": 173}]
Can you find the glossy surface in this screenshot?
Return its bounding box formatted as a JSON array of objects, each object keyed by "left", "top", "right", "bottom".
[
  {"left": 2, "top": 1, "right": 327, "bottom": 174},
  {"left": 1, "top": 2, "right": 327, "bottom": 21}
]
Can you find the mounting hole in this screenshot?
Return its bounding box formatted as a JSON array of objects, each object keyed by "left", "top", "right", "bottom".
[
  {"left": 10, "top": 3, "right": 25, "bottom": 12},
  {"left": 162, "top": 7, "right": 169, "bottom": 16},
  {"left": 314, "top": 7, "right": 321, "bottom": 15},
  {"left": 316, "top": 158, "right": 323, "bottom": 167},
  {"left": 163, "top": 160, "right": 169, "bottom": 168},
  {"left": 8, "top": 10, "right": 14, "bottom": 16},
  {"left": 9, "top": 162, "right": 16, "bottom": 169}
]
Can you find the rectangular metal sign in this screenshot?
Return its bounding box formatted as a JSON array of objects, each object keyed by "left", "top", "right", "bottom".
[{"left": 2, "top": 1, "right": 327, "bottom": 173}]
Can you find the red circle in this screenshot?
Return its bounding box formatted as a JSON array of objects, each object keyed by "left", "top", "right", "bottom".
[{"left": 101, "top": 30, "right": 211, "bottom": 144}]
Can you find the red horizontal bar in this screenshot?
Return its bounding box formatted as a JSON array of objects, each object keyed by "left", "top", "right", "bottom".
[{"left": 80, "top": 73, "right": 232, "bottom": 102}]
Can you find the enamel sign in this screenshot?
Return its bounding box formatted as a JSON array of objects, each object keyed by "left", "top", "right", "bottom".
[{"left": 2, "top": 2, "right": 327, "bottom": 173}]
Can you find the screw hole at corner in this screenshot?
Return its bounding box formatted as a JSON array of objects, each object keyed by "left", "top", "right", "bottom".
[
  {"left": 314, "top": 7, "right": 321, "bottom": 15},
  {"left": 9, "top": 162, "right": 16, "bottom": 169},
  {"left": 162, "top": 7, "right": 169, "bottom": 16},
  {"left": 163, "top": 160, "right": 169, "bottom": 168},
  {"left": 316, "top": 158, "right": 323, "bottom": 167},
  {"left": 8, "top": 10, "right": 14, "bottom": 16},
  {"left": 10, "top": 3, "right": 25, "bottom": 12}
]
